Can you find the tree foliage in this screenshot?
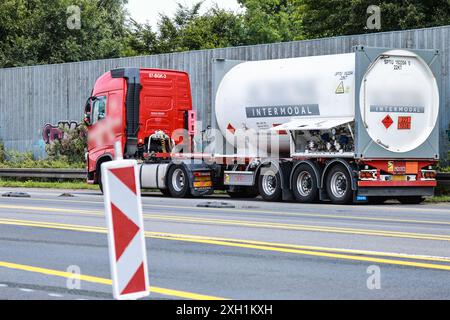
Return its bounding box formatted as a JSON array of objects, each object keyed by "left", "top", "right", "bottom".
[
  {"left": 238, "top": 0, "right": 303, "bottom": 44},
  {"left": 124, "top": 3, "right": 246, "bottom": 55},
  {"left": 300, "top": 0, "right": 450, "bottom": 39},
  {"left": 0, "top": 0, "right": 128, "bottom": 67},
  {"left": 0, "top": 0, "right": 449, "bottom": 67}
]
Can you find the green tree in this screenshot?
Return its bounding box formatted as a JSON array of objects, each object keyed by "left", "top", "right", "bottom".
[
  {"left": 300, "top": 0, "right": 450, "bottom": 39},
  {"left": 125, "top": 2, "right": 246, "bottom": 55},
  {"left": 238, "top": 0, "right": 303, "bottom": 44},
  {"left": 0, "top": 0, "right": 129, "bottom": 67}
]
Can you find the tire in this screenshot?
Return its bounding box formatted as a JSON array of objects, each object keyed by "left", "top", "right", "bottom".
[
  {"left": 292, "top": 164, "right": 319, "bottom": 203},
  {"left": 326, "top": 164, "right": 353, "bottom": 205},
  {"left": 397, "top": 196, "right": 425, "bottom": 205},
  {"left": 98, "top": 169, "right": 104, "bottom": 194},
  {"left": 258, "top": 167, "right": 282, "bottom": 202},
  {"left": 160, "top": 189, "right": 171, "bottom": 197},
  {"left": 167, "top": 165, "right": 191, "bottom": 198},
  {"left": 96, "top": 158, "right": 112, "bottom": 195}
]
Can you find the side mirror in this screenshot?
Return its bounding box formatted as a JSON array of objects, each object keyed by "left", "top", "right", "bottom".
[
  {"left": 84, "top": 114, "right": 91, "bottom": 126},
  {"left": 84, "top": 97, "right": 95, "bottom": 126}
]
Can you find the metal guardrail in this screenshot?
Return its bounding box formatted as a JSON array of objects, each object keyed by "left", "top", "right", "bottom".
[
  {"left": 0, "top": 168, "right": 448, "bottom": 185},
  {"left": 0, "top": 168, "right": 86, "bottom": 179}
]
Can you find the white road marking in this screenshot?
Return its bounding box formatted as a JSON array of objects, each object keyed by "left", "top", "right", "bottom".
[
  {"left": 48, "top": 293, "right": 63, "bottom": 298},
  {"left": 19, "top": 288, "right": 34, "bottom": 293},
  {"left": 0, "top": 284, "right": 7, "bottom": 288}
]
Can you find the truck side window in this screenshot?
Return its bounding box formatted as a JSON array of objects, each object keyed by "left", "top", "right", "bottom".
[{"left": 92, "top": 96, "right": 107, "bottom": 124}]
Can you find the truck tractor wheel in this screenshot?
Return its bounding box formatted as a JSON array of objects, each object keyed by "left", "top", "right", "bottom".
[
  {"left": 326, "top": 164, "right": 353, "bottom": 205},
  {"left": 160, "top": 189, "right": 171, "bottom": 197},
  {"left": 292, "top": 164, "right": 319, "bottom": 203},
  {"left": 258, "top": 168, "right": 282, "bottom": 202},
  {"left": 98, "top": 170, "right": 103, "bottom": 194},
  {"left": 397, "top": 196, "right": 425, "bottom": 205},
  {"left": 167, "top": 165, "right": 191, "bottom": 198}
]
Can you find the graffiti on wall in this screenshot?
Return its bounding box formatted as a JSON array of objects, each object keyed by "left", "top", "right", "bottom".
[{"left": 42, "top": 121, "right": 82, "bottom": 144}]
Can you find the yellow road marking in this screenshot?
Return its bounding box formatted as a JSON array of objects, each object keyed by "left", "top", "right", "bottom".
[
  {"left": 0, "top": 261, "right": 225, "bottom": 300},
  {"left": 2, "top": 218, "right": 450, "bottom": 271},
  {"left": 2, "top": 204, "right": 450, "bottom": 242},
  {"left": 3, "top": 197, "right": 450, "bottom": 227}
]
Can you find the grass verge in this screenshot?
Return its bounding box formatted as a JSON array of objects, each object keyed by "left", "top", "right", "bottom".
[
  {"left": 425, "top": 195, "right": 450, "bottom": 203},
  {"left": 0, "top": 179, "right": 99, "bottom": 190}
]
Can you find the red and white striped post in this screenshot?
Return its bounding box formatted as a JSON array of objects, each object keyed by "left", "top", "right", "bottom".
[{"left": 101, "top": 141, "right": 149, "bottom": 300}]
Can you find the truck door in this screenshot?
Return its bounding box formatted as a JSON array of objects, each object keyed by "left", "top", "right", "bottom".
[{"left": 86, "top": 95, "right": 108, "bottom": 172}]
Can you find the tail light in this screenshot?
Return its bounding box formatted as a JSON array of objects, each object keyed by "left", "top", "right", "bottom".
[
  {"left": 193, "top": 171, "right": 210, "bottom": 178},
  {"left": 359, "top": 169, "right": 377, "bottom": 180},
  {"left": 421, "top": 170, "right": 436, "bottom": 180}
]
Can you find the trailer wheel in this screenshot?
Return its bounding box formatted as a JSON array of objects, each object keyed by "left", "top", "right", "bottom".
[
  {"left": 326, "top": 164, "right": 353, "bottom": 205},
  {"left": 258, "top": 167, "right": 282, "bottom": 202},
  {"left": 167, "top": 165, "right": 191, "bottom": 198},
  {"left": 292, "top": 164, "right": 319, "bottom": 203},
  {"left": 397, "top": 196, "right": 425, "bottom": 205}
]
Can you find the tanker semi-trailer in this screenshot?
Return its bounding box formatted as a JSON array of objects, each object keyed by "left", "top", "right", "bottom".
[{"left": 84, "top": 46, "right": 441, "bottom": 204}]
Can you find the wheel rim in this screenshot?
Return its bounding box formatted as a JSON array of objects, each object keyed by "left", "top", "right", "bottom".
[
  {"left": 330, "top": 172, "right": 347, "bottom": 198},
  {"left": 172, "top": 168, "right": 185, "bottom": 192},
  {"left": 262, "top": 171, "right": 277, "bottom": 196},
  {"left": 296, "top": 171, "right": 312, "bottom": 197}
]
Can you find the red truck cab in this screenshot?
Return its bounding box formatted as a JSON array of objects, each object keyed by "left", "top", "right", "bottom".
[{"left": 84, "top": 68, "right": 194, "bottom": 186}]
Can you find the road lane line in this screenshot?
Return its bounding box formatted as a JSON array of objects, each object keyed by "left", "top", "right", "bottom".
[
  {"left": 0, "top": 199, "right": 450, "bottom": 225},
  {"left": 4, "top": 197, "right": 450, "bottom": 224},
  {"left": 2, "top": 205, "right": 450, "bottom": 242},
  {"left": 16, "top": 195, "right": 450, "bottom": 214},
  {"left": 2, "top": 218, "right": 450, "bottom": 271},
  {"left": 0, "top": 261, "right": 226, "bottom": 300}
]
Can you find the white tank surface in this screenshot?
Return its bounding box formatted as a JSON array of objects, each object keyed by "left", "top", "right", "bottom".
[
  {"left": 214, "top": 49, "right": 439, "bottom": 155},
  {"left": 359, "top": 50, "right": 439, "bottom": 153},
  {"left": 215, "top": 53, "right": 356, "bottom": 154}
]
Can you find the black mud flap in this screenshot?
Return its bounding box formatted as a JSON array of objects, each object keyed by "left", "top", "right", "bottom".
[{"left": 182, "top": 162, "right": 214, "bottom": 197}]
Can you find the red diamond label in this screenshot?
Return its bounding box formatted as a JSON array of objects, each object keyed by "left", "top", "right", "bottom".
[{"left": 382, "top": 114, "right": 393, "bottom": 129}]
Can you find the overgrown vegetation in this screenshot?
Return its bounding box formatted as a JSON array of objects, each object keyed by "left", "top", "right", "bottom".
[
  {"left": 45, "top": 122, "right": 87, "bottom": 165},
  {"left": 0, "top": 135, "right": 85, "bottom": 169},
  {"left": 0, "top": 178, "right": 97, "bottom": 190}
]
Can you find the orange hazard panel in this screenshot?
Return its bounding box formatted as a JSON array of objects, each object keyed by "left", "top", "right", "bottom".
[
  {"left": 398, "top": 116, "right": 412, "bottom": 130},
  {"left": 405, "top": 162, "right": 418, "bottom": 174}
]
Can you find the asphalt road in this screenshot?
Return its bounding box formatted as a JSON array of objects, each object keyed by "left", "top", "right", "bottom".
[{"left": 0, "top": 187, "right": 450, "bottom": 300}]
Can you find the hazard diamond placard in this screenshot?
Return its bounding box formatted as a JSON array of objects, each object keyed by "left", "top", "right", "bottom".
[{"left": 101, "top": 160, "right": 150, "bottom": 300}]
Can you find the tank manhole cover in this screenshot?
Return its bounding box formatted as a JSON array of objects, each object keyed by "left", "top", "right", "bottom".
[
  {"left": 2, "top": 192, "right": 31, "bottom": 198},
  {"left": 197, "top": 202, "right": 235, "bottom": 209}
]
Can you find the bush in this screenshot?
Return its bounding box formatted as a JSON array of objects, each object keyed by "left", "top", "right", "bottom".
[
  {"left": 0, "top": 150, "right": 84, "bottom": 169},
  {"left": 45, "top": 122, "right": 87, "bottom": 165},
  {"left": 0, "top": 140, "right": 5, "bottom": 163}
]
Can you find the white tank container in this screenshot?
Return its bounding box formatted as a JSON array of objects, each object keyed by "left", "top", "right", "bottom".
[{"left": 214, "top": 50, "right": 439, "bottom": 155}]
